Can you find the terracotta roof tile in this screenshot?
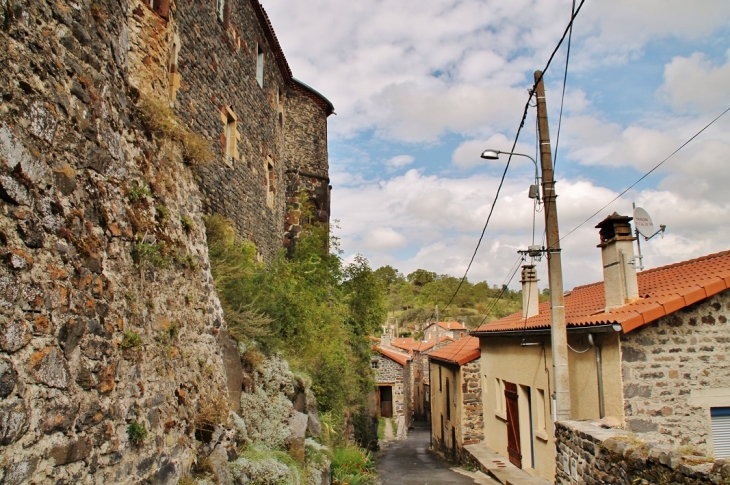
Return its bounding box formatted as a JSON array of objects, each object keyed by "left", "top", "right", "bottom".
[
  {"left": 428, "top": 336, "right": 481, "bottom": 366},
  {"left": 376, "top": 346, "right": 410, "bottom": 366},
  {"left": 390, "top": 338, "right": 417, "bottom": 351},
  {"left": 474, "top": 249, "right": 730, "bottom": 335}
]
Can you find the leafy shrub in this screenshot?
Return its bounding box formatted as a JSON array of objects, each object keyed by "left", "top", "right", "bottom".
[
  {"left": 230, "top": 444, "right": 303, "bottom": 485},
  {"left": 180, "top": 216, "right": 194, "bottom": 234},
  {"left": 331, "top": 446, "right": 376, "bottom": 485}
]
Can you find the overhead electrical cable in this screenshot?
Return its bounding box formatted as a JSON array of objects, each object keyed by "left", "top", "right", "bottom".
[
  {"left": 552, "top": 0, "right": 576, "bottom": 174},
  {"left": 557, "top": 105, "right": 730, "bottom": 244},
  {"left": 437, "top": 0, "right": 587, "bottom": 315}
]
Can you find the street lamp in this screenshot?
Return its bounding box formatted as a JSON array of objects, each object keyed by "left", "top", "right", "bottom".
[{"left": 480, "top": 149, "right": 540, "bottom": 200}]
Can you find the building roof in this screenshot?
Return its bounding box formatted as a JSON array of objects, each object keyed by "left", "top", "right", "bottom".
[
  {"left": 390, "top": 337, "right": 417, "bottom": 351},
  {"left": 429, "top": 336, "right": 481, "bottom": 366},
  {"left": 413, "top": 336, "right": 454, "bottom": 352},
  {"left": 250, "top": 0, "right": 334, "bottom": 116},
  {"left": 474, "top": 250, "right": 730, "bottom": 335},
  {"left": 425, "top": 321, "right": 467, "bottom": 332},
  {"left": 375, "top": 346, "right": 411, "bottom": 366}
]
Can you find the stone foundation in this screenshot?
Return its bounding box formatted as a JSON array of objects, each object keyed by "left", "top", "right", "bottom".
[{"left": 556, "top": 420, "right": 730, "bottom": 485}]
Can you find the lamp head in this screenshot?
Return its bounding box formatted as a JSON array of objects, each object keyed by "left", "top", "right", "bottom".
[{"left": 480, "top": 149, "right": 501, "bottom": 160}]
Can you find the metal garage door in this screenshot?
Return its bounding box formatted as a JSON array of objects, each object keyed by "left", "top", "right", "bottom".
[{"left": 711, "top": 407, "right": 730, "bottom": 459}]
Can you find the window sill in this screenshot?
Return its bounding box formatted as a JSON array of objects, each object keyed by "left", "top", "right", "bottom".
[
  {"left": 494, "top": 409, "right": 507, "bottom": 421},
  {"left": 534, "top": 429, "right": 549, "bottom": 441}
]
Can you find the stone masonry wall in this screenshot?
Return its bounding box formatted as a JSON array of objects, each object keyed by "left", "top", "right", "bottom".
[
  {"left": 374, "top": 353, "right": 405, "bottom": 418},
  {"left": 461, "top": 359, "right": 483, "bottom": 445},
  {"left": 556, "top": 420, "right": 730, "bottom": 485},
  {"left": 620, "top": 289, "right": 730, "bottom": 451},
  {"left": 173, "top": 0, "right": 290, "bottom": 262},
  {"left": 0, "top": 0, "right": 246, "bottom": 481}
]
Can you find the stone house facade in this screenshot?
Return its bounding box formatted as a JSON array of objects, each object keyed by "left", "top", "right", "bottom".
[
  {"left": 473, "top": 214, "right": 730, "bottom": 481},
  {"left": 372, "top": 346, "right": 411, "bottom": 421},
  {"left": 129, "top": 0, "right": 333, "bottom": 262},
  {"left": 428, "top": 336, "right": 482, "bottom": 462}
]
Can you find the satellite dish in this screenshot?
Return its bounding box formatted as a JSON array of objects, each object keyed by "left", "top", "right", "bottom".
[{"left": 633, "top": 207, "right": 654, "bottom": 238}]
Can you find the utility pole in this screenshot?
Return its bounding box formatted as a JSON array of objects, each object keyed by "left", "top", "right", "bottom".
[{"left": 534, "top": 70, "right": 571, "bottom": 423}]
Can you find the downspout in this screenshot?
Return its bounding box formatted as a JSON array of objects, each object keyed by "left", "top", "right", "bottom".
[{"left": 588, "top": 333, "right": 605, "bottom": 419}]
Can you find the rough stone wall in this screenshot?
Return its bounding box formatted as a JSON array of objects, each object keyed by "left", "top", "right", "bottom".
[
  {"left": 556, "top": 420, "right": 730, "bottom": 485},
  {"left": 0, "top": 0, "right": 246, "bottom": 481},
  {"left": 373, "top": 354, "right": 405, "bottom": 418},
  {"left": 620, "top": 290, "right": 730, "bottom": 451},
  {"left": 461, "top": 359, "right": 483, "bottom": 445},
  {"left": 171, "top": 0, "right": 291, "bottom": 262}
]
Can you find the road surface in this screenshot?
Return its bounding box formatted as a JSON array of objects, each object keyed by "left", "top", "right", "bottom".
[{"left": 377, "top": 421, "right": 496, "bottom": 485}]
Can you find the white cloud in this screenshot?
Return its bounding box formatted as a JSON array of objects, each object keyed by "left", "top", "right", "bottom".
[
  {"left": 385, "top": 155, "right": 415, "bottom": 170},
  {"left": 360, "top": 227, "right": 408, "bottom": 251},
  {"left": 660, "top": 50, "right": 730, "bottom": 112}
]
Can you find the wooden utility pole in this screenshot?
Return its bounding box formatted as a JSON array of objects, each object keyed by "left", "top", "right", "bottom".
[{"left": 534, "top": 70, "right": 571, "bottom": 423}]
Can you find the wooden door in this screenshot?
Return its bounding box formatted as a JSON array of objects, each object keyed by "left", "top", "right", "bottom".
[
  {"left": 504, "top": 381, "right": 521, "bottom": 468},
  {"left": 379, "top": 386, "right": 393, "bottom": 418}
]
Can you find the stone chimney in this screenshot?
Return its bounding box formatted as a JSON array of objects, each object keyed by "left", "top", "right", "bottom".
[
  {"left": 520, "top": 265, "right": 540, "bottom": 319},
  {"left": 596, "top": 213, "right": 639, "bottom": 312},
  {"left": 380, "top": 325, "right": 392, "bottom": 348}
]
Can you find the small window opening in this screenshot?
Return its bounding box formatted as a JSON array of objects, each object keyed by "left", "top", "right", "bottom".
[
  {"left": 256, "top": 44, "right": 264, "bottom": 88},
  {"left": 371, "top": 360, "right": 379, "bottom": 369},
  {"left": 266, "top": 160, "right": 275, "bottom": 207},
  {"left": 222, "top": 106, "right": 238, "bottom": 165},
  {"left": 145, "top": 0, "right": 169, "bottom": 18}
]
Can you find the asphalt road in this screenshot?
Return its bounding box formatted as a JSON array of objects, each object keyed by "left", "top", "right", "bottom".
[{"left": 377, "top": 421, "right": 496, "bottom": 485}]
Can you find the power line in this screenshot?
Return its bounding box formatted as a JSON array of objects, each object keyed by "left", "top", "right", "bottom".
[
  {"left": 436, "top": 0, "right": 588, "bottom": 315},
  {"left": 552, "top": 0, "right": 576, "bottom": 174},
  {"left": 558, "top": 106, "right": 730, "bottom": 244}
]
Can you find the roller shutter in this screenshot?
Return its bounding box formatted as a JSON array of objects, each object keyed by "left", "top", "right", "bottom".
[{"left": 711, "top": 407, "right": 730, "bottom": 459}]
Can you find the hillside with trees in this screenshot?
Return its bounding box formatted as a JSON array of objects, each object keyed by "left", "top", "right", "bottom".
[{"left": 373, "top": 265, "right": 548, "bottom": 335}]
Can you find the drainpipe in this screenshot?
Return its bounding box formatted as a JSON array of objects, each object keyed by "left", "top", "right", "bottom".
[{"left": 588, "top": 333, "right": 605, "bottom": 419}]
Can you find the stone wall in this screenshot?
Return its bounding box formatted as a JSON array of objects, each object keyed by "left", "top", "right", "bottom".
[
  {"left": 620, "top": 289, "right": 730, "bottom": 452},
  {"left": 556, "top": 420, "right": 730, "bottom": 485},
  {"left": 0, "top": 0, "right": 240, "bottom": 481},
  {"left": 0, "top": 0, "right": 332, "bottom": 482},
  {"left": 461, "top": 359, "right": 483, "bottom": 445},
  {"left": 373, "top": 353, "right": 406, "bottom": 418},
  {"left": 168, "top": 0, "right": 331, "bottom": 262}
]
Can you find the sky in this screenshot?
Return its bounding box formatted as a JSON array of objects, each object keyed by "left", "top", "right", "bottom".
[{"left": 264, "top": 0, "right": 730, "bottom": 291}]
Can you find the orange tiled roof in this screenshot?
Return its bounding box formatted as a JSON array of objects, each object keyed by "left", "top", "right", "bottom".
[
  {"left": 474, "top": 249, "right": 730, "bottom": 335},
  {"left": 429, "top": 336, "right": 481, "bottom": 366},
  {"left": 413, "top": 336, "right": 454, "bottom": 352},
  {"left": 376, "top": 346, "right": 410, "bottom": 366},
  {"left": 426, "top": 321, "right": 467, "bottom": 331},
  {"left": 390, "top": 337, "right": 417, "bottom": 351}
]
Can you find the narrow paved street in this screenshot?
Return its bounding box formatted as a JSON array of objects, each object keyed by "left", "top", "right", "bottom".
[{"left": 378, "top": 422, "right": 497, "bottom": 485}]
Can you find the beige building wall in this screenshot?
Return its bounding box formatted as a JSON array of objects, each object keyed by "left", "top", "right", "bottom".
[
  {"left": 479, "top": 332, "right": 622, "bottom": 480},
  {"left": 430, "top": 361, "right": 463, "bottom": 457}
]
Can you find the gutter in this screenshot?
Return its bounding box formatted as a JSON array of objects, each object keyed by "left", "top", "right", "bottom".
[{"left": 470, "top": 323, "right": 621, "bottom": 338}]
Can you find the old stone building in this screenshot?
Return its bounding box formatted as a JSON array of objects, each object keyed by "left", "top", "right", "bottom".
[
  {"left": 129, "top": 0, "right": 333, "bottom": 261},
  {"left": 371, "top": 343, "right": 411, "bottom": 422},
  {"left": 428, "top": 336, "right": 482, "bottom": 462},
  {"left": 0, "top": 0, "right": 332, "bottom": 482},
  {"left": 472, "top": 213, "right": 730, "bottom": 481}
]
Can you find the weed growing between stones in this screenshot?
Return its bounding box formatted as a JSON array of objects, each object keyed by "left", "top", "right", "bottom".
[
  {"left": 180, "top": 215, "right": 194, "bottom": 234},
  {"left": 128, "top": 180, "right": 152, "bottom": 203},
  {"left": 137, "top": 96, "right": 212, "bottom": 166},
  {"left": 127, "top": 420, "right": 148, "bottom": 446},
  {"left": 121, "top": 331, "right": 142, "bottom": 349},
  {"left": 132, "top": 241, "right": 170, "bottom": 269},
  {"left": 194, "top": 393, "right": 229, "bottom": 443}
]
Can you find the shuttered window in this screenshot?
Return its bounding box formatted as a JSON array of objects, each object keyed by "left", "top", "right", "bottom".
[{"left": 712, "top": 407, "right": 730, "bottom": 459}]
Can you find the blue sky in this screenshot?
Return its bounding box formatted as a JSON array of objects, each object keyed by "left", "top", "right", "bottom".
[{"left": 264, "top": 0, "right": 730, "bottom": 290}]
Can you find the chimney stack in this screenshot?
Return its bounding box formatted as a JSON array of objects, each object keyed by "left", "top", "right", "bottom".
[
  {"left": 520, "top": 265, "right": 540, "bottom": 319},
  {"left": 596, "top": 213, "right": 639, "bottom": 312}
]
